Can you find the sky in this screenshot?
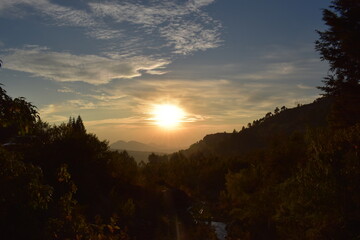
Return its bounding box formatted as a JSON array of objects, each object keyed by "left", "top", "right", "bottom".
[{"left": 0, "top": 0, "right": 331, "bottom": 149}]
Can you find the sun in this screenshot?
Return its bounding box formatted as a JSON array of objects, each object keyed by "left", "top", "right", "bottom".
[{"left": 151, "top": 104, "right": 185, "bottom": 129}]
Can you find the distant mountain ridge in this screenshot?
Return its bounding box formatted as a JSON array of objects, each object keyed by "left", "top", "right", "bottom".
[
  {"left": 110, "top": 140, "right": 178, "bottom": 154},
  {"left": 180, "top": 97, "right": 333, "bottom": 158}
]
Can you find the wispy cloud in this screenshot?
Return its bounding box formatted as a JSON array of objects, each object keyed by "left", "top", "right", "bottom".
[
  {"left": 89, "top": 0, "right": 213, "bottom": 27},
  {"left": 0, "top": 0, "right": 96, "bottom": 26},
  {"left": 235, "top": 62, "right": 297, "bottom": 80},
  {"left": 160, "top": 22, "right": 221, "bottom": 54},
  {"left": 0, "top": 0, "right": 222, "bottom": 89},
  {"left": 187, "top": 0, "right": 216, "bottom": 9},
  {"left": 86, "top": 28, "right": 123, "bottom": 40},
  {"left": 67, "top": 100, "right": 97, "bottom": 110},
  {"left": 1, "top": 0, "right": 222, "bottom": 55},
  {"left": 85, "top": 117, "right": 147, "bottom": 127},
  {"left": 4, "top": 46, "right": 170, "bottom": 84},
  {"left": 297, "top": 84, "right": 314, "bottom": 89},
  {"left": 57, "top": 87, "right": 74, "bottom": 93},
  {"left": 98, "top": 78, "right": 313, "bottom": 122},
  {"left": 89, "top": 0, "right": 222, "bottom": 55},
  {"left": 38, "top": 104, "right": 68, "bottom": 123}
]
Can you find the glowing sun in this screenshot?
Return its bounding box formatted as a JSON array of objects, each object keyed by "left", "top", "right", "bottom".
[{"left": 151, "top": 104, "right": 185, "bottom": 129}]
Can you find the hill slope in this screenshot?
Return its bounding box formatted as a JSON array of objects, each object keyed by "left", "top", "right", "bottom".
[
  {"left": 111, "top": 140, "right": 155, "bottom": 152},
  {"left": 110, "top": 140, "right": 179, "bottom": 162},
  {"left": 182, "top": 97, "right": 332, "bottom": 158},
  {"left": 110, "top": 140, "right": 178, "bottom": 153}
]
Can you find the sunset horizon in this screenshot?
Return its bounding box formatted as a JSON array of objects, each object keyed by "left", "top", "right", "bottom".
[
  {"left": 0, "top": 0, "right": 331, "bottom": 148},
  {"left": 1, "top": 1, "right": 359, "bottom": 239}
]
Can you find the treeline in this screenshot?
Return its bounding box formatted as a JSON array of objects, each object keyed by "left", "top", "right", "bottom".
[
  {"left": 2, "top": 80, "right": 359, "bottom": 239},
  {"left": 223, "top": 124, "right": 359, "bottom": 239},
  {"left": 141, "top": 116, "right": 360, "bottom": 239},
  {"left": 0, "top": 84, "right": 218, "bottom": 240}
]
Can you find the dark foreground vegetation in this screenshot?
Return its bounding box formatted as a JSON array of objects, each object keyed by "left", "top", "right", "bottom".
[
  {"left": 1, "top": 81, "right": 360, "bottom": 239},
  {"left": 0, "top": 84, "right": 218, "bottom": 239},
  {"left": 1, "top": 0, "right": 359, "bottom": 239}
]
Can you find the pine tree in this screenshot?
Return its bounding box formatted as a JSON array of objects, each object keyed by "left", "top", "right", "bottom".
[
  {"left": 315, "top": 0, "right": 360, "bottom": 127},
  {"left": 315, "top": 0, "right": 360, "bottom": 95}
]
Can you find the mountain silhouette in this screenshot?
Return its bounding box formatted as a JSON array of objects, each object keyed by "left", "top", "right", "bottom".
[
  {"left": 181, "top": 97, "right": 333, "bottom": 158},
  {"left": 110, "top": 140, "right": 179, "bottom": 153},
  {"left": 110, "top": 140, "right": 182, "bottom": 162}
]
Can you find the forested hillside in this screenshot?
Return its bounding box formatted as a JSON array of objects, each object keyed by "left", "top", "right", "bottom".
[{"left": 183, "top": 97, "right": 332, "bottom": 158}]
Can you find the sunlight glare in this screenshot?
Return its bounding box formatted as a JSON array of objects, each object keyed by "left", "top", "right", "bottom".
[{"left": 152, "top": 104, "right": 185, "bottom": 129}]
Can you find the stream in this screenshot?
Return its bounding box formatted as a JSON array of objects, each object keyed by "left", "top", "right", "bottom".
[{"left": 211, "top": 221, "right": 227, "bottom": 240}]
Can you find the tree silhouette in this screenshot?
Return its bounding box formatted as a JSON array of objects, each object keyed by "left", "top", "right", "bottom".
[
  {"left": 274, "top": 107, "right": 280, "bottom": 114},
  {"left": 316, "top": 0, "right": 360, "bottom": 127},
  {"left": 0, "top": 84, "right": 39, "bottom": 142},
  {"left": 315, "top": 0, "right": 360, "bottom": 95}
]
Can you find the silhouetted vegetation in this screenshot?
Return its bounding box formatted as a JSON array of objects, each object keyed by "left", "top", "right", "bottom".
[
  {"left": 316, "top": 0, "right": 360, "bottom": 128},
  {"left": 2, "top": 78, "right": 359, "bottom": 239},
  {"left": 0, "top": 84, "right": 217, "bottom": 239},
  {"left": 316, "top": 0, "right": 360, "bottom": 96},
  {"left": 1, "top": 1, "right": 359, "bottom": 239}
]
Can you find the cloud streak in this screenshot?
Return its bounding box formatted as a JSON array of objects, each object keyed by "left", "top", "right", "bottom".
[
  {"left": 38, "top": 104, "right": 68, "bottom": 123},
  {"left": 1, "top": 0, "right": 222, "bottom": 56},
  {"left": 0, "top": 0, "right": 96, "bottom": 27},
  {"left": 4, "top": 46, "right": 170, "bottom": 84},
  {"left": 89, "top": 0, "right": 222, "bottom": 55},
  {"left": 99, "top": 78, "right": 318, "bottom": 123}
]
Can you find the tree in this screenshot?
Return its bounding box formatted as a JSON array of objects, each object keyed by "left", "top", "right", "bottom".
[
  {"left": 0, "top": 84, "right": 39, "bottom": 142},
  {"left": 275, "top": 124, "right": 360, "bottom": 239},
  {"left": 315, "top": 0, "right": 360, "bottom": 95},
  {"left": 316, "top": 0, "right": 360, "bottom": 127},
  {"left": 265, "top": 112, "right": 272, "bottom": 118},
  {"left": 274, "top": 107, "right": 280, "bottom": 115},
  {"left": 0, "top": 148, "right": 53, "bottom": 239}
]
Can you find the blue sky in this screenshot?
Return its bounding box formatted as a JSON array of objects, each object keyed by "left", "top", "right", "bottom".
[{"left": 0, "top": 0, "right": 331, "bottom": 148}]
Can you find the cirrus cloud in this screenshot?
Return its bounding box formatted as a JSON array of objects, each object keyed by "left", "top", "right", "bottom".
[
  {"left": 1, "top": 0, "right": 222, "bottom": 56},
  {"left": 89, "top": 0, "right": 222, "bottom": 55},
  {"left": 4, "top": 46, "right": 170, "bottom": 84}
]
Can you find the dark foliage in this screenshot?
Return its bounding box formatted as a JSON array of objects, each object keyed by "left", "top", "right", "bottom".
[
  {"left": 316, "top": 0, "right": 360, "bottom": 127},
  {"left": 1, "top": 81, "right": 360, "bottom": 239},
  {"left": 183, "top": 98, "right": 332, "bottom": 159},
  {"left": 315, "top": 0, "right": 360, "bottom": 95},
  {"left": 0, "top": 84, "right": 39, "bottom": 143},
  {"left": 0, "top": 84, "right": 217, "bottom": 239}
]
